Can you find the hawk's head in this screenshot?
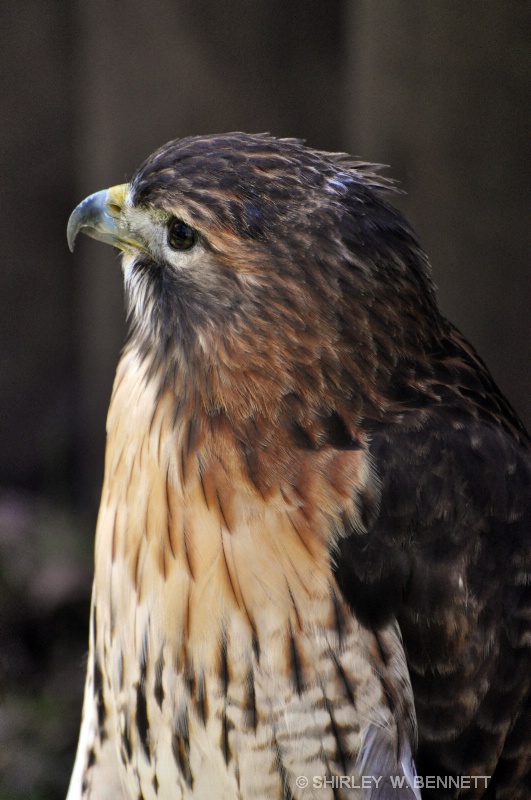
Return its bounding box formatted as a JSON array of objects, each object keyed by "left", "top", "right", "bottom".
[{"left": 68, "top": 133, "right": 442, "bottom": 419}]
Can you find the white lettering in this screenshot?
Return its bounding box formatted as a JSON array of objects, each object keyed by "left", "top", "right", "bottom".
[{"left": 389, "top": 775, "right": 408, "bottom": 789}]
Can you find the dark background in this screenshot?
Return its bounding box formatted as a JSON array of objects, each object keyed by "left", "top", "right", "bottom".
[{"left": 0, "top": 2, "right": 529, "bottom": 798}]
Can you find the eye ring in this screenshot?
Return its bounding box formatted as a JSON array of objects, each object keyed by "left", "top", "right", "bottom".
[{"left": 167, "top": 218, "right": 197, "bottom": 251}]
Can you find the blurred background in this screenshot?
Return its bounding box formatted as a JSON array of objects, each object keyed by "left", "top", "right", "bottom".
[{"left": 1, "top": 2, "right": 529, "bottom": 797}]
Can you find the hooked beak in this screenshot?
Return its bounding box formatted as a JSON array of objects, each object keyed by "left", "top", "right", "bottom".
[{"left": 67, "top": 183, "right": 135, "bottom": 252}]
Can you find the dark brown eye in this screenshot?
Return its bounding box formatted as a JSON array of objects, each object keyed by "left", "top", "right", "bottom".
[{"left": 167, "top": 218, "right": 197, "bottom": 251}]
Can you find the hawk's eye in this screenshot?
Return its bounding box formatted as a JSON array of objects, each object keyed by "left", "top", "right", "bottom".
[{"left": 167, "top": 218, "right": 197, "bottom": 251}]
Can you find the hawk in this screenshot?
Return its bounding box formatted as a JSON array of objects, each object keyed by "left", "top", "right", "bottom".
[{"left": 66, "top": 133, "right": 531, "bottom": 799}]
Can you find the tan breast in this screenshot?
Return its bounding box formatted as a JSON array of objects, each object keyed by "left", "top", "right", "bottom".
[{"left": 90, "top": 348, "right": 417, "bottom": 799}]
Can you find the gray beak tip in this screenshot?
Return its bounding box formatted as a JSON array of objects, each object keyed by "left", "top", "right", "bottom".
[
  {"left": 66, "top": 188, "right": 117, "bottom": 254},
  {"left": 66, "top": 218, "right": 78, "bottom": 252}
]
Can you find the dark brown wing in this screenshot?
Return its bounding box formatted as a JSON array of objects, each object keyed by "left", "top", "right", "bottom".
[{"left": 334, "top": 327, "right": 531, "bottom": 799}]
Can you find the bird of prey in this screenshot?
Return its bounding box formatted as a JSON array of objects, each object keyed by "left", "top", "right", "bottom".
[{"left": 66, "top": 133, "right": 531, "bottom": 800}]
